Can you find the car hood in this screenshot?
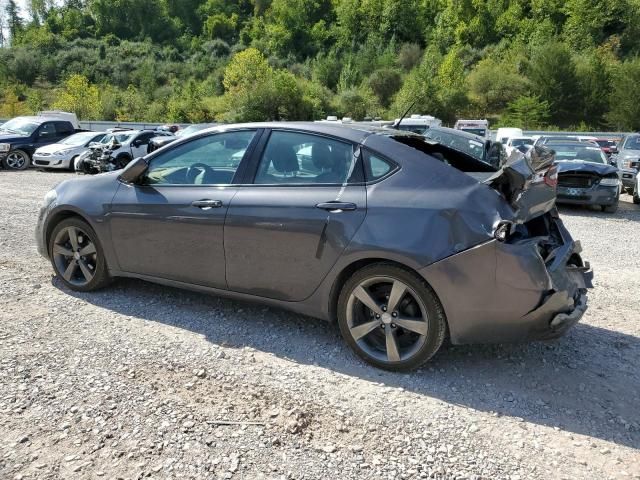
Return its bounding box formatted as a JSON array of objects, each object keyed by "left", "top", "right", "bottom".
[
  {"left": 36, "top": 143, "right": 82, "bottom": 154},
  {"left": 554, "top": 160, "right": 618, "bottom": 176},
  {"left": 0, "top": 132, "right": 28, "bottom": 142}
]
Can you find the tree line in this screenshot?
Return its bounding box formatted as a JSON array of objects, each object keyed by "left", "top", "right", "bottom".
[{"left": 1, "top": 0, "right": 640, "bottom": 130}]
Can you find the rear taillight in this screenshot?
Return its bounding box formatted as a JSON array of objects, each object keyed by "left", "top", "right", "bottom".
[{"left": 544, "top": 166, "right": 558, "bottom": 187}]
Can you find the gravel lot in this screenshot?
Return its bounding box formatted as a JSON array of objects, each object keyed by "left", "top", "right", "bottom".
[{"left": 1, "top": 170, "right": 639, "bottom": 480}]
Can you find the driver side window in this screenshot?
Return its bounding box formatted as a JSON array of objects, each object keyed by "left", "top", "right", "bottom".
[{"left": 144, "top": 130, "right": 256, "bottom": 186}]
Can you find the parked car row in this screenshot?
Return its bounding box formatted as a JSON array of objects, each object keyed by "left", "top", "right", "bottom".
[{"left": 0, "top": 112, "right": 217, "bottom": 172}]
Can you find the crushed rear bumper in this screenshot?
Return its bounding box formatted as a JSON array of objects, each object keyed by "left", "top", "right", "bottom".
[{"left": 419, "top": 210, "right": 593, "bottom": 345}]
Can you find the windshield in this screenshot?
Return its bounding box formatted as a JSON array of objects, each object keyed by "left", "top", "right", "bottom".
[
  {"left": 101, "top": 133, "right": 133, "bottom": 144},
  {"left": 511, "top": 138, "right": 533, "bottom": 147},
  {"left": 459, "top": 128, "right": 486, "bottom": 137},
  {"left": 0, "top": 118, "right": 39, "bottom": 135},
  {"left": 424, "top": 129, "right": 485, "bottom": 162},
  {"left": 595, "top": 140, "right": 616, "bottom": 148},
  {"left": 622, "top": 136, "right": 640, "bottom": 150},
  {"left": 60, "top": 132, "right": 100, "bottom": 146},
  {"left": 553, "top": 146, "right": 607, "bottom": 164}
]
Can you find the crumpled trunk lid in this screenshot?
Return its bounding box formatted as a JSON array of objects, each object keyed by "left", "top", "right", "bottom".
[{"left": 485, "top": 146, "right": 558, "bottom": 224}]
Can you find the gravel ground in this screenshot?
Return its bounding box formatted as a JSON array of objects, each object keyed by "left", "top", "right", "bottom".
[{"left": 0, "top": 170, "right": 638, "bottom": 480}]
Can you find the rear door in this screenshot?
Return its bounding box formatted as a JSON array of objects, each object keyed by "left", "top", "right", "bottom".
[{"left": 224, "top": 129, "right": 367, "bottom": 301}]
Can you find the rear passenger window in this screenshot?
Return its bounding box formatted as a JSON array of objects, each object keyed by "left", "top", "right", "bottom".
[
  {"left": 254, "top": 131, "right": 359, "bottom": 185},
  {"left": 364, "top": 150, "right": 397, "bottom": 182}
]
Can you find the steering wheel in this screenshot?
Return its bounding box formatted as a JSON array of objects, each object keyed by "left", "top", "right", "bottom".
[{"left": 186, "top": 163, "right": 214, "bottom": 184}]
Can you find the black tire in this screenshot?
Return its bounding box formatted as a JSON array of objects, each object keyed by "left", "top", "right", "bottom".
[
  {"left": 2, "top": 149, "right": 30, "bottom": 170},
  {"left": 337, "top": 263, "right": 447, "bottom": 371},
  {"left": 601, "top": 203, "right": 618, "bottom": 213},
  {"left": 68, "top": 156, "right": 78, "bottom": 171},
  {"left": 633, "top": 187, "right": 640, "bottom": 205},
  {"left": 626, "top": 187, "right": 635, "bottom": 195},
  {"left": 48, "top": 217, "right": 111, "bottom": 292}
]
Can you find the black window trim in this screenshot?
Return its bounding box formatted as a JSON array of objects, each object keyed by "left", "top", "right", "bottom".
[
  {"left": 239, "top": 127, "right": 367, "bottom": 187},
  {"left": 131, "top": 128, "right": 265, "bottom": 188}
]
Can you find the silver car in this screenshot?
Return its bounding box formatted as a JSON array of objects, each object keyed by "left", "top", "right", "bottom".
[{"left": 33, "top": 131, "right": 106, "bottom": 170}]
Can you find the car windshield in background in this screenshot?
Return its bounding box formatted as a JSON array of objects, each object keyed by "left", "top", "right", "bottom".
[
  {"left": 511, "top": 138, "right": 533, "bottom": 147},
  {"left": 553, "top": 145, "right": 607, "bottom": 164},
  {"left": 596, "top": 140, "right": 616, "bottom": 148},
  {"left": 460, "top": 128, "right": 486, "bottom": 137},
  {"left": 60, "top": 132, "right": 99, "bottom": 145},
  {"left": 423, "top": 129, "right": 485, "bottom": 162},
  {"left": 0, "top": 118, "right": 39, "bottom": 135},
  {"left": 102, "top": 133, "right": 132, "bottom": 144},
  {"left": 622, "top": 136, "right": 640, "bottom": 150}
]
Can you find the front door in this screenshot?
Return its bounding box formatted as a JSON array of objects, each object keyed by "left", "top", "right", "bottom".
[
  {"left": 224, "top": 130, "right": 367, "bottom": 301},
  {"left": 108, "top": 129, "right": 259, "bottom": 288}
]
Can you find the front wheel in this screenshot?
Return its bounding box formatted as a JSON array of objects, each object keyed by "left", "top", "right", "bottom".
[
  {"left": 633, "top": 186, "right": 640, "bottom": 205},
  {"left": 337, "top": 264, "right": 447, "bottom": 371},
  {"left": 48, "top": 218, "right": 111, "bottom": 292},
  {"left": 2, "top": 149, "right": 30, "bottom": 170}
]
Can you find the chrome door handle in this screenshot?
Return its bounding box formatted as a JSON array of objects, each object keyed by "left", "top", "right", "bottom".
[
  {"left": 315, "top": 202, "right": 357, "bottom": 212},
  {"left": 191, "top": 199, "right": 223, "bottom": 210}
]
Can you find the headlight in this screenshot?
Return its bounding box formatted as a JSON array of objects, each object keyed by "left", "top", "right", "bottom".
[
  {"left": 599, "top": 177, "right": 620, "bottom": 186},
  {"left": 42, "top": 189, "right": 57, "bottom": 207},
  {"left": 56, "top": 148, "right": 75, "bottom": 156},
  {"left": 0, "top": 143, "right": 10, "bottom": 153}
]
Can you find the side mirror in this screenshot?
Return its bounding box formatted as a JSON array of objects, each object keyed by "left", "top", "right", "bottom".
[
  {"left": 119, "top": 157, "right": 147, "bottom": 183},
  {"left": 132, "top": 139, "right": 142, "bottom": 147}
]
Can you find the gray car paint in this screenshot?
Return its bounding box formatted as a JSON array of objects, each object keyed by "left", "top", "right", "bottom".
[{"left": 36, "top": 122, "right": 592, "bottom": 345}]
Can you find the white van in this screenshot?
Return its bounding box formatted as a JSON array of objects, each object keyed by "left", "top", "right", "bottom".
[
  {"left": 454, "top": 119, "right": 490, "bottom": 139},
  {"left": 496, "top": 127, "right": 523, "bottom": 144},
  {"left": 392, "top": 114, "right": 442, "bottom": 134}
]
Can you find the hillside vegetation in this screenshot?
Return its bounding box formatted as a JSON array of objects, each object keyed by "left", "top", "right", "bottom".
[{"left": 2, "top": 0, "right": 640, "bottom": 130}]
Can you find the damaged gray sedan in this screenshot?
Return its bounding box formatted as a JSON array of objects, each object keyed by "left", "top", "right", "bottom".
[{"left": 35, "top": 123, "right": 592, "bottom": 371}]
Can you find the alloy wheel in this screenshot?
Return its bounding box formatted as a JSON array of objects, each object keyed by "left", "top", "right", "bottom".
[
  {"left": 346, "top": 276, "right": 429, "bottom": 363},
  {"left": 52, "top": 226, "right": 98, "bottom": 287},
  {"left": 6, "top": 151, "right": 27, "bottom": 170}
]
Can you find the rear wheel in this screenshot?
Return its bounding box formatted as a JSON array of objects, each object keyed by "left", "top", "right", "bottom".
[
  {"left": 337, "top": 264, "right": 447, "bottom": 371},
  {"left": 48, "top": 218, "right": 111, "bottom": 292},
  {"left": 2, "top": 150, "right": 30, "bottom": 170}
]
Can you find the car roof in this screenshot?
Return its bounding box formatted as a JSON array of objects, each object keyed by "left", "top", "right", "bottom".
[{"left": 203, "top": 121, "right": 424, "bottom": 144}]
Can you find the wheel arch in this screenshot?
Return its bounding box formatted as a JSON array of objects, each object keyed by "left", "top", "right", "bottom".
[
  {"left": 44, "top": 209, "right": 93, "bottom": 254},
  {"left": 327, "top": 257, "right": 447, "bottom": 327}
]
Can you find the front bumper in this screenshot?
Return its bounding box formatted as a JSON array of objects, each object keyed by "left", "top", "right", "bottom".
[
  {"left": 556, "top": 184, "right": 619, "bottom": 206},
  {"left": 420, "top": 212, "right": 592, "bottom": 345},
  {"left": 33, "top": 154, "right": 71, "bottom": 169}
]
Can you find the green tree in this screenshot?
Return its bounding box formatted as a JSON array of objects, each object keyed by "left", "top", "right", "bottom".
[
  {"left": 5, "top": 0, "right": 23, "bottom": 42},
  {"left": 53, "top": 74, "right": 101, "bottom": 120},
  {"left": 500, "top": 95, "right": 551, "bottom": 129},
  {"left": 608, "top": 58, "right": 640, "bottom": 130},
  {"left": 528, "top": 41, "right": 581, "bottom": 127},
  {"left": 468, "top": 57, "right": 530, "bottom": 115}
]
